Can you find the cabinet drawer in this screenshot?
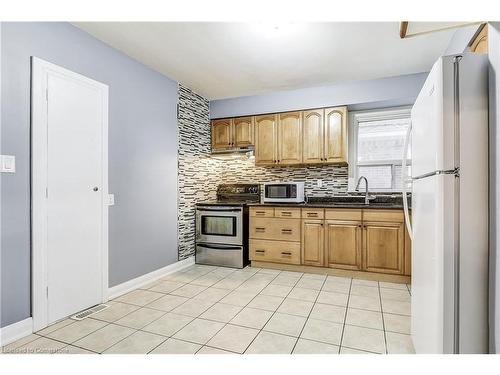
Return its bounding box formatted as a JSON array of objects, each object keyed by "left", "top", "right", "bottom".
[
  {"left": 363, "top": 209, "right": 404, "bottom": 223},
  {"left": 275, "top": 207, "right": 301, "bottom": 218},
  {"left": 250, "top": 239, "right": 301, "bottom": 265},
  {"left": 250, "top": 207, "right": 275, "bottom": 218},
  {"left": 249, "top": 217, "right": 301, "bottom": 241},
  {"left": 301, "top": 208, "right": 324, "bottom": 219},
  {"left": 325, "top": 208, "right": 362, "bottom": 221}
]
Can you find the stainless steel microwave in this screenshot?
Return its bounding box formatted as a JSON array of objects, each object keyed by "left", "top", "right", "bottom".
[{"left": 263, "top": 182, "right": 305, "bottom": 203}]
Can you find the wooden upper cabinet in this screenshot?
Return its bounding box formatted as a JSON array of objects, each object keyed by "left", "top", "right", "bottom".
[
  {"left": 302, "top": 219, "right": 325, "bottom": 267},
  {"left": 324, "top": 106, "right": 347, "bottom": 163},
  {"left": 212, "top": 119, "right": 232, "bottom": 149},
  {"left": 363, "top": 221, "right": 404, "bottom": 274},
  {"left": 302, "top": 109, "right": 324, "bottom": 164},
  {"left": 325, "top": 219, "right": 362, "bottom": 270},
  {"left": 278, "top": 111, "right": 302, "bottom": 165},
  {"left": 255, "top": 114, "right": 278, "bottom": 165},
  {"left": 214, "top": 106, "right": 348, "bottom": 165},
  {"left": 470, "top": 24, "right": 488, "bottom": 54},
  {"left": 233, "top": 117, "right": 254, "bottom": 147}
]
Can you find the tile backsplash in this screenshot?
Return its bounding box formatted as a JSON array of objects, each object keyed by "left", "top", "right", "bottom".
[
  {"left": 177, "top": 85, "right": 222, "bottom": 260},
  {"left": 220, "top": 155, "right": 349, "bottom": 198}
]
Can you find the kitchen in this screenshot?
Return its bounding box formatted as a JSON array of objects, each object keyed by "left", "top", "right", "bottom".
[{"left": 0, "top": 10, "right": 499, "bottom": 370}]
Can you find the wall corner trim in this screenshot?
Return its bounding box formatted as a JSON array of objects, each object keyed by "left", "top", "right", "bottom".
[
  {"left": 0, "top": 317, "right": 34, "bottom": 347},
  {"left": 107, "top": 257, "right": 195, "bottom": 300}
]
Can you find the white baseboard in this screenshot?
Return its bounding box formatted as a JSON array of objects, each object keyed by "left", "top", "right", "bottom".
[
  {"left": 0, "top": 317, "right": 33, "bottom": 346},
  {"left": 108, "top": 256, "right": 195, "bottom": 300}
]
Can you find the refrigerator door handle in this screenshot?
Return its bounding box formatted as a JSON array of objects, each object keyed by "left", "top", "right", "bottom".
[
  {"left": 412, "top": 168, "right": 460, "bottom": 180},
  {"left": 402, "top": 123, "right": 413, "bottom": 240}
]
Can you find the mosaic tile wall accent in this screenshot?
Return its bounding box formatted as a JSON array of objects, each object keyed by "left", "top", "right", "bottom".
[
  {"left": 177, "top": 85, "right": 222, "bottom": 260},
  {"left": 220, "top": 156, "right": 349, "bottom": 199}
]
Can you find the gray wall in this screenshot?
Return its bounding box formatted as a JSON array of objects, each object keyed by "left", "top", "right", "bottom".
[
  {"left": 210, "top": 72, "right": 427, "bottom": 119},
  {"left": 488, "top": 22, "right": 500, "bottom": 354},
  {"left": 0, "top": 22, "right": 179, "bottom": 328}
]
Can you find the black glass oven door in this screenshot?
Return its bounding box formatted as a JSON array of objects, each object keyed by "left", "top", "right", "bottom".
[{"left": 200, "top": 215, "right": 237, "bottom": 237}]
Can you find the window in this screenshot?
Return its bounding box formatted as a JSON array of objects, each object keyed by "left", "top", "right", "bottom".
[{"left": 349, "top": 108, "right": 411, "bottom": 192}]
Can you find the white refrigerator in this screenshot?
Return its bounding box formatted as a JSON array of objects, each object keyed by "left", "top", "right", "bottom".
[{"left": 404, "top": 53, "right": 489, "bottom": 354}]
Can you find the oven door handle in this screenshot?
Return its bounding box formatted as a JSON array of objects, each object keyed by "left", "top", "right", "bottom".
[
  {"left": 196, "top": 207, "right": 242, "bottom": 212},
  {"left": 197, "top": 244, "right": 242, "bottom": 250}
]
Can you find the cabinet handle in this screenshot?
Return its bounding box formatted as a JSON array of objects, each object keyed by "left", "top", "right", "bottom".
[
  {"left": 281, "top": 251, "right": 292, "bottom": 256},
  {"left": 255, "top": 227, "right": 266, "bottom": 232},
  {"left": 255, "top": 211, "right": 266, "bottom": 215},
  {"left": 281, "top": 212, "right": 292, "bottom": 216},
  {"left": 307, "top": 213, "right": 318, "bottom": 217},
  {"left": 281, "top": 229, "right": 293, "bottom": 234},
  {"left": 358, "top": 225, "right": 362, "bottom": 228},
  {"left": 255, "top": 249, "right": 266, "bottom": 253}
]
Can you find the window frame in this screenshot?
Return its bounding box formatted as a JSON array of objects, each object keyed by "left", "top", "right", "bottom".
[{"left": 348, "top": 106, "right": 412, "bottom": 193}]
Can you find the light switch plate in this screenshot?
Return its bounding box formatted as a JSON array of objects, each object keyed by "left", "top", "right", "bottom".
[
  {"left": 108, "top": 194, "right": 115, "bottom": 206},
  {"left": 0, "top": 155, "right": 16, "bottom": 173}
]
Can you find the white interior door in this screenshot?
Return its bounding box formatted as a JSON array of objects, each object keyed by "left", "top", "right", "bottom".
[{"left": 32, "top": 57, "right": 109, "bottom": 330}]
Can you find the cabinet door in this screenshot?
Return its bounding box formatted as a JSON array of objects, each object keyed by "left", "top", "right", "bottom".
[
  {"left": 404, "top": 221, "right": 412, "bottom": 276},
  {"left": 212, "top": 119, "right": 232, "bottom": 149},
  {"left": 255, "top": 114, "right": 277, "bottom": 165},
  {"left": 324, "top": 106, "right": 347, "bottom": 163},
  {"left": 233, "top": 116, "right": 254, "bottom": 147},
  {"left": 302, "top": 219, "right": 324, "bottom": 266},
  {"left": 363, "top": 221, "right": 404, "bottom": 274},
  {"left": 302, "top": 109, "right": 324, "bottom": 164},
  {"left": 470, "top": 24, "right": 487, "bottom": 54},
  {"left": 325, "top": 220, "right": 362, "bottom": 270},
  {"left": 278, "top": 111, "right": 302, "bottom": 165}
]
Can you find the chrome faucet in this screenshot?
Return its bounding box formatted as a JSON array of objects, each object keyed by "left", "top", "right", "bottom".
[{"left": 355, "top": 176, "right": 374, "bottom": 205}]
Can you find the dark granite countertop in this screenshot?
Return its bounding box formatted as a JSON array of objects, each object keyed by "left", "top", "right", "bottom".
[{"left": 248, "top": 195, "right": 411, "bottom": 210}]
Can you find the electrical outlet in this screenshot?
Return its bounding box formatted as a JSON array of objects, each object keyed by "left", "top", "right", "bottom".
[{"left": 317, "top": 179, "right": 323, "bottom": 188}]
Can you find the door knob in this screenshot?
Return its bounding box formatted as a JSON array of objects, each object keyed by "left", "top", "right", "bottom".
[{"left": 93, "top": 187, "right": 99, "bottom": 192}]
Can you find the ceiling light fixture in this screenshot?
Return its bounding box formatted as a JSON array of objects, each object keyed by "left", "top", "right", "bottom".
[{"left": 254, "top": 22, "right": 301, "bottom": 37}]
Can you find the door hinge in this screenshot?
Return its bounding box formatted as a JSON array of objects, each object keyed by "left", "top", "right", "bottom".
[
  {"left": 46, "top": 286, "right": 49, "bottom": 298},
  {"left": 45, "top": 187, "right": 48, "bottom": 198}
]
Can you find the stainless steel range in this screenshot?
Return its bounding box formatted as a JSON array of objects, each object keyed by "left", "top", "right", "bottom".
[{"left": 195, "top": 184, "right": 260, "bottom": 268}]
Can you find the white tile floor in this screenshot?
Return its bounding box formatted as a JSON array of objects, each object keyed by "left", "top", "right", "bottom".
[{"left": 2, "top": 264, "right": 414, "bottom": 354}]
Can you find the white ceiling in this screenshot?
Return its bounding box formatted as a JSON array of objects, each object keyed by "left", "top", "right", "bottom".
[{"left": 74, "top": 22, "right": 456, "bottom": 100}]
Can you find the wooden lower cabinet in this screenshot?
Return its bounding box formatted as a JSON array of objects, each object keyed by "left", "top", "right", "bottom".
[
  {"left": 250, "top": 239, "right": 301, "bottom": 265},
  {"left": 249, "top": 217, "right": 301, "bottom": 242},
  {"left": 325, "top": 220, "right": 362, "bottom": 270},
  {"left": 404, "top": 226, "right": 411, "bottom": 276},
  {"left": 301, "top": 219, "right": 325, "bottom": 266},
  {"left": 249, "top": 206, "right": 411, "bottom": 277},
  {"left": 363, "top": 221, "right": 405, "bottom": 274}
]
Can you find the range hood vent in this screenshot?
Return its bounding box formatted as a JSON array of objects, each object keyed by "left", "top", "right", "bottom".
[{"left": 211, "top": 145, "right": 255, "bottom": 155}]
